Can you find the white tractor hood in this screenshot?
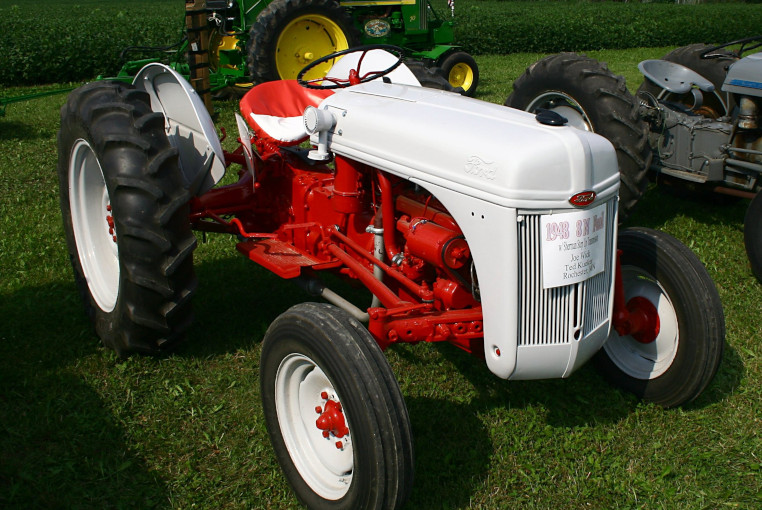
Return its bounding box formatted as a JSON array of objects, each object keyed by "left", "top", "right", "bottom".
[{"left": 311, "top": 81, "right": 620, "bottom": 209}]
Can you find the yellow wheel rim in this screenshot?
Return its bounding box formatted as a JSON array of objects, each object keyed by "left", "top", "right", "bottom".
[
  {"left": 276, "top": 14, "right": 349, "bottom": 80},
  {"left": 208, "top": 32, "right": 254, "bottom": 89},
  {"left": 209, "top": 32, "right": 240, "bottom": 71},
  {"left": 448, "top": 63, "right": 474, "bottom": 91}
]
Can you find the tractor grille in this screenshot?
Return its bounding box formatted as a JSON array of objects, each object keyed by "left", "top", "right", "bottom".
[{"left": 517, "top": 199, "right": 616, "bottom": 346}]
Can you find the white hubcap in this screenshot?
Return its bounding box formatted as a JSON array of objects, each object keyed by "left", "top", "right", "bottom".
[
  {"left": 275, "top": 353, "right": 353, "bottom": 499},
  {"left": 604, "top": 266, "right": 679, "bottom": 379},
  {"left": 69, "top": 139, "right": 119, "bottom": 312}
]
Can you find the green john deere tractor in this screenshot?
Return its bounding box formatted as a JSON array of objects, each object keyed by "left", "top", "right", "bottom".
[{"left": 116, "top": 0, "right": 478, "bottom": 97}]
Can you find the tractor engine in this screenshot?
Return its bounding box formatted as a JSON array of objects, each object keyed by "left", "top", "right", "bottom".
[
  {"left": 309, "top": 81, "right": 621, "bottom": 380},
  {"left": 642, "top": 51, "right": 762, "bottom": 192}
]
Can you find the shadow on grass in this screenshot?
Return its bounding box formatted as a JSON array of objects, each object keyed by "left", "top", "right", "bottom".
[
  {"left": 0, "top": 120, "right": 48, "bottom": 141},
  {"left": 624, "top": 182, "right": 748, "bottom": 232},
  {"left": 404, "top": 396, "right": 492, "bottom": 509},
  {"left": 0, "top": 284, "right": 168, "bottom": 508},
  {"left": 0, "top": 219, "right": 747, "bottom": 508}
]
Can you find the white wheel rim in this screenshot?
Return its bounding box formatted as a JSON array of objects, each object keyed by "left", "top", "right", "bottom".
[
  {"left": 274, "top": 353, "right": 353, "bottom": 500},
  {"left": 525, "top": 92, "right": 593, "bottom": 131},
  {"left": 604, "top": 266, "right": 680, "bottom": 379},
  {"left": 68, "top": 139, "right": 120, "bottom": 312}
]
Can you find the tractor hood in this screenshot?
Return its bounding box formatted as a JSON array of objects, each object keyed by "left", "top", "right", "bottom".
[
  {"left": 311, "top": 81, "right": 620, "bottom": 209},
  {"left": 723, "top": 51, "right": 762, "bottom": 97}
]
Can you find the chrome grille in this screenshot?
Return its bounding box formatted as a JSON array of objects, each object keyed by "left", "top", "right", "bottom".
[{"left": 517, "top": 199, "right": 617, "bottom": 346}]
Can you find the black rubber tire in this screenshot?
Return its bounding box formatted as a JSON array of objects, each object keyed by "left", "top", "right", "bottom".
[
  {"left": 247, "top": 0, "right": 360, "bottom": 84},
  {"left": 506, "top": 53, "right": 652, "bottom": 221},
  {"left": 594, "top": 227, "right": 725, "bottom": 408},
  {"left": 637, "top": 43, "right": 738, "bottom": 119},
  {"left": 57, "top": 81, "right": 197, "bottom": 357},
  {"left": 404, "top": 60, "right": 456, "bottom": 92},
  {"left": 260, "top": 303, "right": 414, "bottom": 510},
  {"left": 438, "top": 51, "right": 479, "bottom": 97},
  {"left": 744, "top": 191, "right": 762, "bottom": 283}
]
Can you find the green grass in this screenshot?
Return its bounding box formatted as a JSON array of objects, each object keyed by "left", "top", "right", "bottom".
[{"left": 1, "top": 48, "right": 761, "bottom": 508}]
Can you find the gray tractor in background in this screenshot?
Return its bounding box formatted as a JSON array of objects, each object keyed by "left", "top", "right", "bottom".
[{"left": 506, "top": 36, "right": 762, "bottom": 283}]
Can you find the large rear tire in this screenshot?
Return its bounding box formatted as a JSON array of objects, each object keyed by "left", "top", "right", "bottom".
[
  {"left": 506, "top": 53, "right": 652, "bottom": 221},
  {"left": 744, "top": 191, "right": 762, "bottom": 283},
  {"left": 260, "top": 303, "right": 414, "bottom": 510},
  {"left": 57, "top": 81, "right": 197, "bottom": 357},
  {"left": 595, "top": 227, "right": 725, "bottom": 408},
  {"left": 248, "top": 0, "right": 360, "bottom": 84}
]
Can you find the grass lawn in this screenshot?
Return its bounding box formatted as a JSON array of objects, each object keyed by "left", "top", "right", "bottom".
[{"left": 1, "top": 48, "right": 761, "bottom": 508}]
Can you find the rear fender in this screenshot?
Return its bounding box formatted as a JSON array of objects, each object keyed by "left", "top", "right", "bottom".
[{"left": 133, "top": 64, "right": 226, "bottom": 195}]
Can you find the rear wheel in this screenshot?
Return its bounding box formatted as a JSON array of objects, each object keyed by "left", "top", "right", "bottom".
[
  {"left": 57, "top": 81, "right": 197, "bottom": 357},
  {"left": 438, "top": 51, "right": 479, "bottom": 97},
  {"left": 260, "top": 303, "right": 414, "bottom": 509},
  {"left": 744, "top": 191, "right": 762, "bottom": 283},
  {"left": 248, "top": 0, "right": 360, "bottom": 83},
  {"left": 595, "top": 227, "right": 725, "bottom": 407},
  {"left": 506, "top": 53, "right": 651, "bottom": 221}
]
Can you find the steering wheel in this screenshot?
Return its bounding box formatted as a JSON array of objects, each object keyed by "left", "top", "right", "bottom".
[
  {"left": 297, "top": 45, "right": 405, "bottom": 90},
  {"left": 701, "top": 35, "right": 762, "bottom": 59}
]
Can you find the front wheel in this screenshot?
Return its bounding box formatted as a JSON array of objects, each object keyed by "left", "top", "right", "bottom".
[
  {"left": 506, "top": 53, "right": 652, "bottom": 221},
  {"left": 744, "top": 191, "right": 762, "bottom": 283},
  {"left": 595, "top": 228, "right": 725, "bottom": 407},
  {"left": 260, "top": 303, "right": 414, "bottom": 509},
  {"left": 438, "top": 51, "right": 479, "bottom": 97}
]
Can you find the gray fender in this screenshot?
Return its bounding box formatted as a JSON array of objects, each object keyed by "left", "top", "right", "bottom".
[{"left": 133, "top": 64, "right": 225, "bottom": 195}]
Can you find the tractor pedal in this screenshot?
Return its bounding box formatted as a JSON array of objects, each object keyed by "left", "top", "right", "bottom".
[{"left": 237, "top": 239, "right": 323, "bottom": 279}]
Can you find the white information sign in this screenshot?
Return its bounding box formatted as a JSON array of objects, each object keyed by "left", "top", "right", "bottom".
[{"left": 541, "top": 204, "right": 607, "bottom": 289}]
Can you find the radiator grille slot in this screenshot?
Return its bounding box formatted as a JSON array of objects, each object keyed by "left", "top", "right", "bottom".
[{"left": 517, "top": 199, "right": 616, "bottom": 346}]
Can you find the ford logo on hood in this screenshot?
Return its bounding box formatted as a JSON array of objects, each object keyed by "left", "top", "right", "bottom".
[{"left": 569, "top": 191, "right": 596, "bottom": 207}]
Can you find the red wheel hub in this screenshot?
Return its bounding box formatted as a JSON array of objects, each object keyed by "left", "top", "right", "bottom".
[
  {"left": 612, "top": 250, "right": 660, "bottom": 343},
  {"left": 627, "top": 296, "right": 660, "bottom": 344},
  {"left": 315, "top": 393, "right": 349, "bottom": 441},
  {"left": 106, "top": 204, "right": 116, "bottom": 243}
]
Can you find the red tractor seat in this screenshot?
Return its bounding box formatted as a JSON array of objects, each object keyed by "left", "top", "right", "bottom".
[{"left": 240, "top": 80, "right": 334, "bottom": 146}]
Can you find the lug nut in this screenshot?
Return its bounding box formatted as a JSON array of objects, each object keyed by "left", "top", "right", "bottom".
[
  {"left": 320, "top": 391, "right": 329, "bottom": 400},
  {"left": 335, "top": 441, "right": 343, "bottom": 449}
]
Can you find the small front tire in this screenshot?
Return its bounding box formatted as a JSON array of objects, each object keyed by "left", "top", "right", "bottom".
[
  {"left": 438, "top": 51, "right": 479, "bottom": 97},
  {"left": 595, "top": 227, "right": 725, "bottom": 407},
  {"left": 260, "top": 303, "right": 414, "bottom": 509}
]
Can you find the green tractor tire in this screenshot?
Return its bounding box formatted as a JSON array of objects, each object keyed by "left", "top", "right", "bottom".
[{"left": 248, "top": 0, "right": 360, "bottom": 84}]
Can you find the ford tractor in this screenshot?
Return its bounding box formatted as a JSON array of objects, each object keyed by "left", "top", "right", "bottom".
[{"left": 58, "top": 46, "right": 724, "bottom": 509}]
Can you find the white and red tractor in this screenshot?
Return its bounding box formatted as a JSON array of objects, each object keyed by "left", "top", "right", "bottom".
[{"left": 57, "top": 45, "right": 725, "bottom": 509}]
